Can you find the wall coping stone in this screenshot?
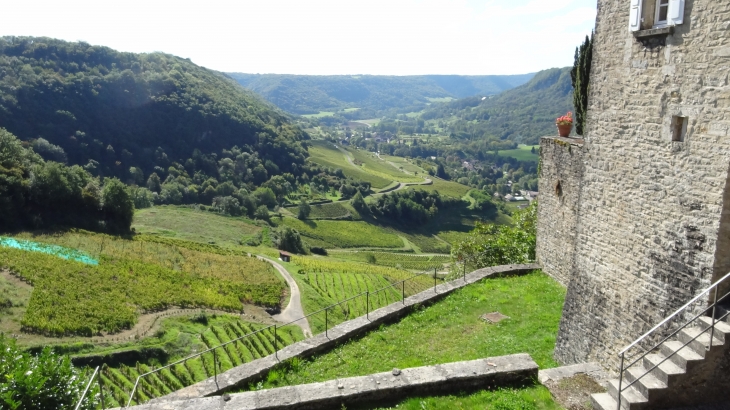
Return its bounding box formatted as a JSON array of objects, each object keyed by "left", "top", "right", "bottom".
[
  {"left": 136, "top": 263, "right": 540, "bottom": 404},
  {"left": 116, "top": 354, "right": 538, "bottom": 410},
  {"left": 541, "top": 135, "right": 585, "bottom": 146}
]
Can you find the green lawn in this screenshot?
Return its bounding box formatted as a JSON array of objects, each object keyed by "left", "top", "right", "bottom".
[
  {"left": 497, "top": 145, "right": 540, "bottom": 162},
  {"left": 251, "top": 271, "right": 565, "bottom": 389},
  {"left": 372, "top": 386, "right": 561, "bottom": 410}
]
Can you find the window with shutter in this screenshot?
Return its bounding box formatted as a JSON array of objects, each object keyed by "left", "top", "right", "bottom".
[
  {"left": 667, "top": 0, "right": 685, "bottom": 25},
  {"left": 629, "top": 0, "right": 643, "bottom": 31},
  {"left": 629, "top": 0, "right": 685, "bottom": 32}
]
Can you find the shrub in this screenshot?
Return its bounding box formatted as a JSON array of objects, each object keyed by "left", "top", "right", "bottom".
[
  {"left": 310, "top": 246, "right": 328, "bottom": 256},
  {"left": 0, "top": 336, "right": 95, "bottom": 410}
]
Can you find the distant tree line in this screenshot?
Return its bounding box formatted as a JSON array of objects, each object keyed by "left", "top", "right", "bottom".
[
  {"left": 0, "top": 128, "right": 133, "bottom": 232},
  {"left": 365, "top": 189, "right": 463, "bottom": 225}
]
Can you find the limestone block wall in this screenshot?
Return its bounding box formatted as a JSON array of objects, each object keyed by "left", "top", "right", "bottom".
[
  {"left": 554, "top": 0, "right": 730, "bottom": 368},
  {"left": 536, "top": 136, "right": 584, "bottom": 287}
]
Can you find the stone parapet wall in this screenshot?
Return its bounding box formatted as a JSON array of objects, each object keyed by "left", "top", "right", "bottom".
[
  {"left": 117, "top": 354, "right": 537, "bottom": 410},
  {"left": 553, "top": 0, "right": 730, "bottom": 368},
  {"left": 536, "top": 136, "right": 584, "bottom": 287}
]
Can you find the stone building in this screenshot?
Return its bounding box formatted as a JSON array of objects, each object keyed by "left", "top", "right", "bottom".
[{"left": 537, "top": 0, "right": 730, "bottom": 406}]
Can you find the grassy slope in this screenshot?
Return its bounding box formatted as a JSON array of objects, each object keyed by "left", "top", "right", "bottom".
[
  {"left": 133, "top": 206, "right": 263, "bottom": 247},
  {"left": 308, "top": 141, "right": 393, "bottom": 189},
  {"left": 251, "top": 271, "right": 564, "bottom": 389},
  {"left": 372, "top": 386, "right": 561, "bottom": 410}
]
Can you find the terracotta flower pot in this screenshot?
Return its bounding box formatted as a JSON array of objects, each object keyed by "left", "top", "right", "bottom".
[{"left": 557, "top": 124, "right": 572, "bottom": 137}]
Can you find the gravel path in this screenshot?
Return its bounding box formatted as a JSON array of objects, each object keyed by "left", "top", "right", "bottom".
[{"left": 258, "top": 256, "right": 313, "bottom": 338}]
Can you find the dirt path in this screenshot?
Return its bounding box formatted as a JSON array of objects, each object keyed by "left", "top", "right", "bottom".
[{"left": 258, "top": 256, "right": 313, "bottom": 338}]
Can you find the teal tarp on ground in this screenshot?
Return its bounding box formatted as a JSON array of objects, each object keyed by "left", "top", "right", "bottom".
[{"left": 0, "top": 236, "right": 98, "bottom": 265}]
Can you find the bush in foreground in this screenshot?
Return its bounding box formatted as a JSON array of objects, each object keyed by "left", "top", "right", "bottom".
[{"left": 0, "top": 336, "right": 95, "bottom": 410}]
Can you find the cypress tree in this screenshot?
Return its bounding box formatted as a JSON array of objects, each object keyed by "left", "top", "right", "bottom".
[{"left": 571, "top": 33, "right": 593, "bottom": 136}]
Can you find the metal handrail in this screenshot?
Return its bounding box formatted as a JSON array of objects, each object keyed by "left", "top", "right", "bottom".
[
  {"left": 619, "top": 271, "right": 730, "bottom": 356},
  {"left": 75, "top": 249, "right": 529, "bottom": 408},
  {"left": 616, "top": 272, "right": 730, "bottom": 410},
  {"left": 75, "top": 365, "right": 105, "bottom": 410}
]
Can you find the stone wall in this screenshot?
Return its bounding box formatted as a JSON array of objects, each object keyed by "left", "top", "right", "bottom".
[
  {"left": 118, "top": 355, "right": 538, "bottom": 410},
  {"left": 536, "top": 136, "right": 584, "bottom": 287},
  {"left": 553, "top": 0, "right": 730, "bottom": 368}
]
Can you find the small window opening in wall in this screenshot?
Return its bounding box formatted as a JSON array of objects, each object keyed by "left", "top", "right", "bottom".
[{"left": 672, "top": 116, "right": 687, "bottom": 142}]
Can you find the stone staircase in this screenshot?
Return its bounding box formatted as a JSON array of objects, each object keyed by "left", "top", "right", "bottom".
[{"left": 591, "top": 305, "right": 730, "bottom": 410}]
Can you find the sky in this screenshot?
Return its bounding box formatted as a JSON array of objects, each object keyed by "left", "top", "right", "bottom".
[{"left": 2, "top": 0, "right": 596, "bottom": 76}]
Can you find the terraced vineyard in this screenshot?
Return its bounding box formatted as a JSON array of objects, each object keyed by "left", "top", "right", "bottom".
[
  {"left": 291, "top": 255, "right": 435, "bottom": 333},
  {"left": 300, "top": 271, "right": 402, "bottom": 332},
  {"left": 98, "top": 321, "right": 303, "bottom": 407},
  {"left": 330, "top": 252, "right": 450, "bottom": 271},
  {"left": 1, "top": 232, "right": 283, "bottom": 335}
]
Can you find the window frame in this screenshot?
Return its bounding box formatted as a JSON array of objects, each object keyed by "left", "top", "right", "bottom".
[{"left": 654, "top": 0, "right": 670, "bottom": 28}]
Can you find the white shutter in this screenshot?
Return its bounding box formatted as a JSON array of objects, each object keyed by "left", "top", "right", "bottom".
[
  {"left": 629, "top": 0, "right": 643, "bottom": 32},
  {"left": 668, "top": 0, "right": 685, "bottom": 25}
]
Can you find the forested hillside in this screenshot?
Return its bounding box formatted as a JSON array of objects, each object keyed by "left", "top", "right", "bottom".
[
  {"left": 227, "top": 73, "right": 535, "bottom": 116},
  {"left": 420, "top": 67, "right": 573, "bottom": 145},
  {"left": 0, "top": 37, "right": 312, "bottom": 198}
]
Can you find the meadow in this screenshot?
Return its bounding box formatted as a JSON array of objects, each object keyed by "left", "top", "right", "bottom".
[
  {"left": 306, "top": 202, "right": 355, "bottom": 220},
  {"left": 497, "top": 144, "right": 540, "bottom": 162},
  {"left": 278, "top": 217, "right": 405, "bottom": 249},
  {"left": 347, "top": 148, "right": 423, "bottom": 184},
  {"left": 133, "top": 206, "right": 263, "bottom": 247},
  {"left": 307, "top": 141, "right": 393, "bottom": 189},
  {"left": 414, "top": 177, "right": 472, "bottom": 198}
]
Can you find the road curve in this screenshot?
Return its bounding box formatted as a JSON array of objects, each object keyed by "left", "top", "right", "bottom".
[{"left": 258, "top": 256, "right": 313, "bottom": 338}]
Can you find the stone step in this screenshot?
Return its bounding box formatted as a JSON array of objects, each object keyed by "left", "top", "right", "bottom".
[
  {"left": 660, "top": 340, "right": 704, "bottom": 370},
  {"left": 677, "top": 326, "right": 724, "bottom": 354},
  {"left": 591, "top": 392, "right": 618, "bottom": 410},
  {"left": 642, "top": 353, "right": 685, "bottom": 385},
  {"left": 716, "top": 304, "right": 730, "bottom": 324},
  {"left": 624, "top": 365, "right": 668, "bottom": 401},
  {"left": 697, "top": 316, "right": 730, "bottom": 344},
  {"left": 607, "top": 379, "right": 649, "bottom": 410}
]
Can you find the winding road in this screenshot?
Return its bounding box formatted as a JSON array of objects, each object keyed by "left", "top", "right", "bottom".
[{"left": 258, "top": 256, "right": 313, "bottom": 338}]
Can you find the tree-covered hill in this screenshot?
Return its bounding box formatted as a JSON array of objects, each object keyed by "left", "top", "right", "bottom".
[
  {"left": 0, "top": 37, "right": 308, "bottom": 185},
  {"left": 226, "top": 73, "right": 535, "bottom": 116},
  {"left": 421, "top": 67, "right": 574, "bottom": 145}
]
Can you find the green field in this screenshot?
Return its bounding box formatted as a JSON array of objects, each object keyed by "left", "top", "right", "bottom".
[
  {"left": 133, "top": 206, "right": 262, "bottom": 246},
  {"left": 374, "top": 386, "right": 560, "bottom": 410},
  {"left": 301, "top": 111, "right": 335, "bottom": 118},
  {"left": 308, "top": 141, "right": 393, "bottom": 189},
  {"left": 307, "top": 202, "right": 356, "bottom": 220},
  {"left": 498, "top": 144, "right": 540, "bottom": 162},
  {"left": 248, "top": 271, "right": 565, "bottom": 389},
  {"left": 415, "top": 178, "right": 472, "bottom": 198},
  {"left": 279, "top": 217, "right": 404, "bottom": 249},
  {"left": 348, "top": 149, "right": 423, "bottom": 184}
]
